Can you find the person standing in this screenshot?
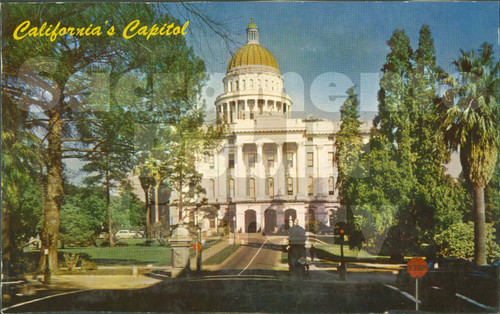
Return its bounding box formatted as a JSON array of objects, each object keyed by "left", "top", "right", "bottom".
[{"left": 310, "top": 244, "right": 316, "bottom": 261}]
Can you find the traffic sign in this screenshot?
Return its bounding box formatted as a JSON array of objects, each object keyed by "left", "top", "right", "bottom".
[{"left": 407, "top": 257, "right": 427, "bottom": 278}]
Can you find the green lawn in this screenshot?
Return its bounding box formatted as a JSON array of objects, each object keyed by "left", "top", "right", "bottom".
[
  {"left": 316, "top": 244, "right": 362, "bottom": 258},
  {"left": 281, "top": 251, "right": 288, "bottom": 263},
  {"left": 24, "top": 237, "right": 227, "bottom": 267},
  {"left": 315, "top": 244, "right": 392, "bottom": 263},
  {"left": 60, "top": 245, "right": 172, "bottom": 266},
  {"left": 204, "top": 245, "right": 241, "bottom": 265}
]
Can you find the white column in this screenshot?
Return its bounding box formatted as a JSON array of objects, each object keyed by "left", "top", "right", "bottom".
[
  {"left": 317, "top": 144, "right": 324, "bottom": 195},
  {"left": 297, "top": 141, "right": 306, "bottom": 197},
  {"left": 236, "top": 144, "right": 245, "bottom": 199},
  {"left": 236, "top": 209, "right": 244, "bottom": 234},
  {"left": 256, "top": 142, "right": 265, "bottom": 199},
  {"left": 276, "top": 142, "right": 285, "bottom": 196}
]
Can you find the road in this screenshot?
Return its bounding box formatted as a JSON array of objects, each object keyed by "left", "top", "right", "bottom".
[
  {"left": 4, "top": 234, "right": 497, "bottom": 313},
  {"left": 217, "top": 233, "right": 283, "bottom": 275}
]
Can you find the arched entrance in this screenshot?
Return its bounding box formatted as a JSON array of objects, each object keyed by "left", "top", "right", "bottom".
[
  {"left": 284, "top": 208, "right": 297, "bottom": 230},
  {"left": 264, "top": 209, "right": 277, "bottom": 234},
  {"left": 245, "top": 209, "right": 257, "bottom": 233}
]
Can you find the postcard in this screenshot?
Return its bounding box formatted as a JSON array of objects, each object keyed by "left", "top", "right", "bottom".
[{"left": 2, "top": 1, "right": 499, "bottom": 313}]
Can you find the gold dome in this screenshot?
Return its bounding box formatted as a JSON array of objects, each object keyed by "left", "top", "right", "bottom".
[{"left": 227, "top": 44, "right": 279, "bottom": 72}]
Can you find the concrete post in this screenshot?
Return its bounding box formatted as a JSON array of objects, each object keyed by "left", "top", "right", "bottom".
[{"left": 170, "top": 224, "right": 192, "bottom": 277}]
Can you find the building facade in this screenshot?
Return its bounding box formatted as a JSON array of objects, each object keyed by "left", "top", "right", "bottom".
[{"left": 194, "top": 20, "right": 371, "bottom": 234}]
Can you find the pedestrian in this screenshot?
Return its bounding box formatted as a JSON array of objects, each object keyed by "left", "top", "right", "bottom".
[{"left": 310, "top": 244, "right": 316, "bottom": 261}]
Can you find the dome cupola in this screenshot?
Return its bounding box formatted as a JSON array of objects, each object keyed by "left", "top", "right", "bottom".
[
  {"left": 246, "top": 17, "right": 259, "bottom": 44},
  {"left": 226, "top": 18, "right": 279, "bottom": 73},
  {"left": 215, "top": 19, "right": 292, "bottom": 124}
]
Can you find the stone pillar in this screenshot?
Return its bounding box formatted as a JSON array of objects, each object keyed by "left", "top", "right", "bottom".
[
  {"left": 236, "top": 208, "right": 244, "bottom": 234},
  {"left": 316, "top": 144, "right": 324, "bottom": 195},
  {"left": 236, "top": 144, "right": 245, "bottom": 199},
  {"left": 170, "top": 225, "right": 192, "bottom": 277},
  {"left": 297, "top": 141, "right": 305, "bottom": 197},
  {"left": 256, "top": 142, "right": 265, "bottom": 199},
  {"left": 276, "top": 142, "right": 285, "bottom": 195}
]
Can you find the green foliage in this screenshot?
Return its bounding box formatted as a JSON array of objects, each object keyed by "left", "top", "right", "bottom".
[
  {"left": 81, "top": 259, "right": 98, "bottom": 271},
  {"left": 306, "top": 220, "right": 321, "bottom": 233},
  {"left": 110, "top": 187, "right": 146, "bottom": 231},
  {"left": 336, "top": 87, "right": 364, "bottom": 184},
  {"left": 342, "top": 26, "right": 469, "bottom": 256},
  {"left": 438, "top": 42, "right": 499, "bottom": 264},
  {"left": 434, "top": 221, "right": 498, "bottom": 262},
  {"left": 60, "top": 187, "right": 107, "bottom": 246},
  {"left": 2, "top": 2, "right": 227, "bottom": 269},
  {"left": 485, "top": 163, "right": 500, "bottom": 230}
]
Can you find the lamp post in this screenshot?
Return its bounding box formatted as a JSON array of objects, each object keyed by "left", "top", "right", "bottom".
[
  {"left": 233, "top": 216, "right": 236, "bottom": 246},
  {"left": 195, "top": 208, "right": 202, "bottom": 273}
]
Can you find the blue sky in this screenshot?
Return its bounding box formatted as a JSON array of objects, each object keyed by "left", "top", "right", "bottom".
[{"left": 181, "top": 1, "right": 499, "bottom": 120}]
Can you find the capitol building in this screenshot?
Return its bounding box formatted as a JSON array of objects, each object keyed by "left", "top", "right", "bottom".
[{"left": 190, "top": 19, "right": 370, "bottom": 234}]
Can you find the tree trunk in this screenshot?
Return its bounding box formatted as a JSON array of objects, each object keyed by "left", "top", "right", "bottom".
[
  {"left": 2, "top": 203, "right": 12, "bottom": 276},
  {"left": 145, "top": 188, "right": 152, "bottom": 240},
  {"left": 42, "top": 108, "right": 63, "bottom": 271},
  {"left": 473, "top": 185, "right": 486, "bottom": 265},
  {"left": 155, "top": 184, "right": 160, "bottom": 225},
  {"left": 106, "top": 167, "right": 116, "bottom": 246}
]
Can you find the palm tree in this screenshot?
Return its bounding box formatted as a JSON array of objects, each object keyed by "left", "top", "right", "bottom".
[{"left": 441, "top": 42, "right": 499, "bottom": 265}]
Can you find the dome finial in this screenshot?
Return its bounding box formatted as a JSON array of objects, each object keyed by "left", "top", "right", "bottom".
[{"left": 246, "top": 18, "right": 259, "bottom": 44}]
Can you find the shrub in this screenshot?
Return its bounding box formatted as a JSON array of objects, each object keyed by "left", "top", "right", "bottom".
[
  {"left": 81, "top": 259, "right": 97, "bottom": 271},
  {"left": 433, "top": 221, "right": 499, "bottom": 262}
]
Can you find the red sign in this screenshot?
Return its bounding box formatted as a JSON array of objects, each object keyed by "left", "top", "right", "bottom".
[
  {"left": 193, "top": 242, "right": 201, "bottom": 252},
  {"left": 407, "top": 258, "right": 427, "bottom": 278}
]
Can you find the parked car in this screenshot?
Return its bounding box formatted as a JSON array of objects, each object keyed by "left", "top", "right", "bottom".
[{"left": 115, "top": 230, "right": 138, "bottom": 239}]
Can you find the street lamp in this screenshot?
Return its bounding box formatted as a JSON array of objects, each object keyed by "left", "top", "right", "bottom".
[
  {"left": 195, "top": 207, "right": 202, "bottom": 273},
  {"left": 233, "top": 216, "right": 236, "bottom": 246}
]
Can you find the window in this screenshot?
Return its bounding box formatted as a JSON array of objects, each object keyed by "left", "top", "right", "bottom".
[
  {"left": 286, "top": 152, "right": 294, "bottom": 168},
  {"left": 308, "top": 177, "right": 313, "bottom": 196},
  {"left": 242, "top": 80, "right": 246, "bottom": 90},
  {"left": 210, "top": 179, "right": 215, "bottom": 198},
  {"left": 267, "top": 178, "right": 274, "bottom": 196},
  {"left": 209, "top": 154, "right": 214, "bottom": 169},
  {"left": 228, "top": 137, "right": 235, "bottom": 144},
  {"left": 328, "top": 177, "right": 335, "bottom": 195},
  {"left": 248, "top": 153, "right": 256, "bottom": 168},
  {"left": 248, "top": 178, "right": 255, "bottom": 197},
  {"left": 228, "top": 154, "right": 235, "bottom": 169},
  {"left": 328, "top": 152, "right": 334, "bottom": 166},
  {"left": 287, "top": 177, "right": 294, "bottom": 195},
  {"left": 307, "top": 152, "right": 314, "bottom": 167},
  {"left": 267, "top": 152, "right": 275, "bottom": 168},
  {"left": 229, "top": 178, "right": 235, "bottom": 198}
]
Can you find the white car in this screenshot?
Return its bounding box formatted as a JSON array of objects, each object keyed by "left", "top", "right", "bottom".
[{"left": 115, "top": 230, "right": 138, "bottom": 239}]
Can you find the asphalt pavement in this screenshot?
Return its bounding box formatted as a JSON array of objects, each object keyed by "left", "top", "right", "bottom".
[{"left": 3, "top": 234, "right": 497, "bottom": 313}]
